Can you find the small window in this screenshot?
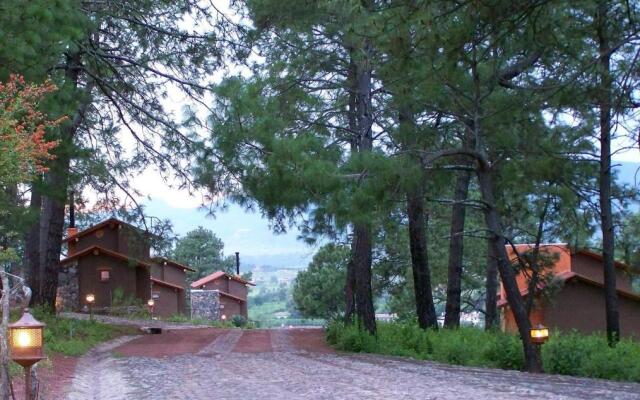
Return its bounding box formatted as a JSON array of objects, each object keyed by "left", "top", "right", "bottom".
[
  {"left": 99, "top": 270, "right": 110, "bottom": 282},
  {"left": 152, "top": 292, "right": 160, "bottom": 300}
]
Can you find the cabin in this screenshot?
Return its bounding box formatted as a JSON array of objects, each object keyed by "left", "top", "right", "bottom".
[
  {"left": 190, "top": 271, "right": 254, "bottom": 320},
  {"left": 498, "top": 243, "right": 640, "bottom": 337},
  {"left": 57, "top": 218, "right": 193, "bottom": 317}
]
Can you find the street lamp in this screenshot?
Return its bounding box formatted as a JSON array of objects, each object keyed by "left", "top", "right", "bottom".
[
  {"left": 85, "top": 293, "right": 95, "bottom": 321},
  {"left": 530, "top": 324, "right": 549, "bottom": 372},
  {"left": 147, "top": 299, "right": 155, "bottom": 319},
  {"left": 8, "top": 309, "right": 45, "bottom": 400}
]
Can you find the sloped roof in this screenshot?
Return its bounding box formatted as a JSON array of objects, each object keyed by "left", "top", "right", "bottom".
[
  {"left": 60, "top": 245, "right": 152, "bottom": 268},
  {"left": 497, "top": 270, "right": 640, "bottom": 307},
  {"left": 152, "top": 257, "right": 195, "bottom": 272},
  {"left": 190, "top": 271, "right": 254, "bottom": 288},
  {"left": 62, "top": 218, "right": 151, "bottom": 244}
]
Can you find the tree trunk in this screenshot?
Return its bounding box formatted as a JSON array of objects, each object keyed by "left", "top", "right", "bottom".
[
  {"left": 24, "top": 182, "right": 42, "bottom": 305},
  {"left": 485, "top": 239, "right": 499, "bottom": 330},
  {"left": 406, "top": 189, "right": 438, "bottom": 329},
  {"left": 596, "top": 0, "right": 620, "bottom": 346},
  {"left": 344, "top": 256, "right": 356, "bottom": 324},
  {"left": 37, "top": 51, "right": 86, "bottom": 309},
  {"left": 0, "top": 272, "right": 11, "bottom": 400},
  {"left": 444, "top": 169, "right": 471, "bottom": 328},
  {"left": 352, "top": 223, "right": 376, "bottom": 334},
  {"left": 476, "top": 164, "right": 541, "bottom": 372},
  {"left": 40, "top": 169, "right": 70, "bottom": 309}
]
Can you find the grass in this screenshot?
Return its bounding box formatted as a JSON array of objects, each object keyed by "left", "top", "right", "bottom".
[
  {"left": 31, "top": 309, "right": 138, "bottom": 357},
  {"left": 326, "top": 321, "right": 640, "bottom": 383}
]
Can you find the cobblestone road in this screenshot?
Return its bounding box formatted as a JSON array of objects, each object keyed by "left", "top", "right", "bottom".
[{"left": 64, "top": 328, "right": 640, "bottom": 400}]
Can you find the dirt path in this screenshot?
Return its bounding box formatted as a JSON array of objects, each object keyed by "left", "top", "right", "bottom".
[{"left": 62, "top": 328, "right": 640, "bottom": 400}]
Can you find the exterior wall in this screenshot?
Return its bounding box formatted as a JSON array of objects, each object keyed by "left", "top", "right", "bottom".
[
  {"left": 68, "top": 225, "right": 119, "bottom": 256},
  {"left": 570, "top": 253, "right": 634, "bottom": 293},
  {"left": 227, "top": 279, "right": 248, "bottom": 299},
  {"left": 220, "top": 295, "right": 243, "bottom": 319},
  {"left": 151, "top": 284, "right": 180, "bottom": 317},
  {"left": 57, "top": 264, "right": 79, "bottom": 311},
  {"left": 150, "top": 264, "right": 164, "bottom": 281},
  {"left": 163, "top": 265, "right": 186, "bottom": 288},
  {"left": 77, "top": 253, "right": 149, "bottom": 309},
  {"left": 544, "top": 280, "right": 640, "bottom": 338},
  {"left": 190, "top": 290, "right": 221, "bottom": 320},
  {"left": 201, "top": 277, "right": 228, "bottom": 292},
  {"left": 117, "top": 226, "right": 150, "bottom": 260},
  {"left": 502, "top": 280, "right": 640, "bottom": 338}
]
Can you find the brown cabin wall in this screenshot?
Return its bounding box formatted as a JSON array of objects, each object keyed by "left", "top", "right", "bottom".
[
  {"left": 220, "top": 296, "right": 244, "bottom": 319},
  {"left": 570, "top": 253, "right": 633, "bottom": 293},
  {"left": 77, "top": 254, "right": 149, "bottom": 308},
  {"left": 117, "top": 227, "right": 150, "bottom": 260},
  {"left": 163, "top": 266, "right": 187, "bottom": 287},
  {"left": 544, "top": 280, "right": 640, "bottom": 338},
  {"left": 68, "top": 226, "right": 119, "bottom": 256},
  {"left": 151, "top": 284, "right": 182, "bottom": 317},
  {"left": 201, "top": 277, "right": 228, "bottom": 292},
  {"left": 150, "top": 264, "right": 163, "bottom": 281},
  {"left": 228, "top": 279, "right": 248, "bottom": 299}
]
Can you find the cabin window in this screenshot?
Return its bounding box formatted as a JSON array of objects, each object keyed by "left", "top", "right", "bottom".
[
  {"left": 152, "top": 292, "right": 160, "bottom": 300},
  {"left": 99, "top": 269, "right": 110, "bottom": 282}
]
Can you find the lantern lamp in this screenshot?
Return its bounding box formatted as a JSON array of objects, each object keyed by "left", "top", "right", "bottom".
[
  {"left": 221, "top": 314, "right": 227, "bottom": 321},
  {"left": 530, "top": 324, "right": 549, "bottom": 345},
  {"left": 9, "top": 308, "right": 46, "bottom": 400},
  {"left": 147, "top": 299, "right": 155, "bottom": 319},
  {"left": 86, "top": 293, "right": 95, "bottom": 304}
]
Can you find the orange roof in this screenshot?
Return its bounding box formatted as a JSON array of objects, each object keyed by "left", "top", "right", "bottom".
[
  {"left": 150, "top": 277, "right": 184, "bottom": 291},
  {"left": 60, "top": 245, "right": 152, "bottom": 268},
  {"left": 190, "top": 271, "right": 255, "bottom": 288},
  {"left": 152, "top": 257, "right": 195, "bottom": 272}
]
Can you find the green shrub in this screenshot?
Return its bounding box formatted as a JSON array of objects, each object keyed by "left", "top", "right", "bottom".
[
  {"left": 231, "top": 314, "right": 248, "bottom": 327},
  {"left": 325, "top": 321, "right": 640, "bottom": 382}
]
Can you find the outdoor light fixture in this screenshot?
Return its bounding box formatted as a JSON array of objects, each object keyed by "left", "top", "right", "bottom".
[
  {"left": 147, "top": 299, "right": 155, "bottom": 319},
  {"left": 86, "top": 293, "right": 95, "bottom": 321},
  {"left": 9, "top": 309, "right": 46, "bottom": 400},
  {"left": 221, "top": 314, "right": 227, "bottom": 321},
  {"left": 530, "top": 324, "right": 550, "bottom": 345}
]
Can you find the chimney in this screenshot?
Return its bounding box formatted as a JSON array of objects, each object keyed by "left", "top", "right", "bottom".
[
  {"left": 235, "top": 252, "right": 240, "bottom": 276},
  {"left": 67, "top": 191, "right": 78, "bottom": 238}
]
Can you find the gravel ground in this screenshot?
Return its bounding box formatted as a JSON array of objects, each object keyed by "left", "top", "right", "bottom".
[{"left": 63, "top": 328, "right": 640, "bottom": 400}]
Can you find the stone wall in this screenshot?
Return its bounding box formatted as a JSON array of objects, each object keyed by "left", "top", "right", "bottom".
[
  {"left": 190, "top": 290, "right": 221, "bottom": 321},
  {"left": 57, "top": 263, "right": 79, "bottom": 312}
]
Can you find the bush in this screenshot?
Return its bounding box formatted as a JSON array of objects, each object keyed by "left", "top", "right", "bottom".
[
  {"left": 231, "top": 314, "right": 248, "bottom": 327},
  {"left": 325, "top": 321, "right": 640, "bottom": 382}
]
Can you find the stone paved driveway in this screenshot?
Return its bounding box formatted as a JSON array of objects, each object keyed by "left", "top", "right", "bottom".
[{"left": 64, "top": 328, "right": 640, "bottom": 400}]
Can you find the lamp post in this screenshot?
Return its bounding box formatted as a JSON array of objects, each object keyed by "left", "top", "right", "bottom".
[
  {"left": 85, "top": 293, "right": 95, "bottom": 321},
  {"left": 147, "top": 299, "right": 155, "bottom": 320},
  {"left": 8, "top": 308, "right": 45, "bottom": 400},
  {"left": 221, "top": 314, "right": 226, "bottom": 322},
  {"left": 530, "top": 324, "right": 549, "bottom": 373}
]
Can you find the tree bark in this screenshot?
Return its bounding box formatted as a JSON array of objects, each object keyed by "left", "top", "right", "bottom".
[
  {"left": 485, "top": 239, "right": 499, "bottom": 330},
  {"left": 406, "top": 189, "right": 439, "bottom": 329},
  {"left": 352, "top": 223, "right": 376, "bottom": 334},
  {"left": 0, "top": 272, "right": 11, "bottom": 400},
  {"left": 476, "top": 164, "right": 541, "bottom": 372},
  {"left": 344, "top": 256, "right": 356, "bottom": 324},
  {"left": 24, "top": 182, "right": 42, "bottom": 305},
  {"left": 596, "top": 0, "right": 620, "bottom": 346},
  {"left": 444, "top": 169, "right": 472, "bottom": 328},
  {"left": 36, "top": 50, "right": 88, "bottom": 309}
]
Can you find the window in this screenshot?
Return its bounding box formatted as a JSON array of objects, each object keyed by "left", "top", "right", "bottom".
[{"left": 99, "top": 269, "right": 110, "bottom": 282}]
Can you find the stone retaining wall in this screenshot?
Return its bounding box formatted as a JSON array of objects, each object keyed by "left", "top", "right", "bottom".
[
  {"left": 57, "top": 263, "right": 79, "bottom": 311},
  {"left": 190, "top": 290, "right": 221, "bottom": 320}
]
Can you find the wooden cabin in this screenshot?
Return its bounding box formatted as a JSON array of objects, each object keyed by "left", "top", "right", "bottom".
[
  {"left": 58, "top": 218, "right": 193, "bottom": 317},
  {"left": 190, "top": 271, "right": 254, "bottom": 320},
  {"left": 498, "top": 243, "right": 640, "bottom": 337}
]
